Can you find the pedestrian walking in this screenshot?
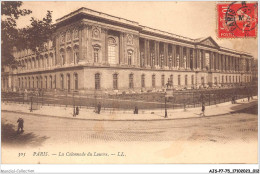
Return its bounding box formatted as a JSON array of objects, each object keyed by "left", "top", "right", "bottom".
[
  {"left": 76, "top": 106, "right": 79, "bottom": 115},
  {"left": 17, "top": 117, "right": 24, "bottom": 133},
  {"left": 200, "top": 103, "right": 205, "bottom": 117},
  {"left": 97, "top": 102, "right": 101, "bottom": 114}
]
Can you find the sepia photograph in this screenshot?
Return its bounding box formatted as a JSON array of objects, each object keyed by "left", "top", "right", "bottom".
[{"left": 1, "top": 0, "right": 258, "bottom": 169}]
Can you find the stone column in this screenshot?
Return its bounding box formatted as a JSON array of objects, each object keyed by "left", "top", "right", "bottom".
[
  {"left": 104, "top": 29, "right": 108, "bottom": 64},
  {"left": 197, "top": 49, "right": 201, "bottom": 70},
  {"left": 119, "top": 32, "right": 125, "bottom": 65},
  {"left": 172, "top": 44, "right": 176, "bottom": 68},
  {"left": 144, "top": 39, "right": 148, "bottom": 67},
  {"left": 186, "top": 47, "right": 190, "bottom": 70},
  {"left": 202, "top": 50, "right": 205, "bottom": 70},
  {"left": 155, "top": 41, "right": 159, "bottom": 67},
  {"left": 179, "top": 46, "right": 183, "bottom": 69},
  {"left": 192, "top": 48, "right": 195, "bottom": 70},
  {"left": 164, "top": 43, "right": 168, "bottom": 68},
  {"left": 147, "top": 40, "right": 150, "bottom": 67}
]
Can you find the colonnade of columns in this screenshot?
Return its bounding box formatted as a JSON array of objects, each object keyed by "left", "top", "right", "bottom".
[{"left": 139, "top": 38, "right": 252, "bottom": 72}]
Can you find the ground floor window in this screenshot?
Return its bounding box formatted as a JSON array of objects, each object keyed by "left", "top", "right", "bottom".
[
  {"left": 141, "top": 74, "right": 145, "bottom": 88},
  {"left": 161, "top": 75, "right": 165, "bottom": 87},
  {"left": 185, "top": 75, "right": 188, "bottom": 86},
  {"left": 152, "top": 74, "right": 156, "bottom": 88},
  {"left": 61, "top": 74, "right": 64, "bottom": 89},
  {"left": 95, "top": 73, "right": 100, "bottom": 90},
  {"left": 129, "top": 74, "right": 134, "bottom": 89},
  {"left": 74, "top": 73, "right": 78, "bottom": 90},
  {"left": 178, "top": 75, "right": 181, "bottom": 86},
  {"left": 113, "top": 73, "right": 118, "bottom": 90}
]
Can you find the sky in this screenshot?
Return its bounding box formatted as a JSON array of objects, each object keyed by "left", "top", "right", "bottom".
[{"left": 16, "top": 1, "right": 258, "bottom": 58}]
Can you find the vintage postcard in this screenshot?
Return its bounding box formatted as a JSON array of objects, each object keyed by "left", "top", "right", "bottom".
[{"left": 1, "top": 1, "right": 258, "bottom": 168}]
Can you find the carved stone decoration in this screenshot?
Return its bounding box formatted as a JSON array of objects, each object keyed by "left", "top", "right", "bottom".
[
  {"left": 92, "top": 27, "right": 100, "bottom": 39},
  {"left": 60, "top": 33, "right": 65, "bottom": 43},
  {"left": 201, "top": 39, "right": 215, "bottom": 47},
  {"left": 66, "top": 30, "right": 71, "bottom": 41},
  {"left": 73, "top": 28, "right": 79, "bottom": 39},
  {"left": 126, "top": 34, "right": 133, "bottom": 45}
]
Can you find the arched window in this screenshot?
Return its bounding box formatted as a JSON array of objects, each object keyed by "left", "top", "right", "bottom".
[
  {"left": 54, "top": 75, "right": 56, "bottom": 89},
  {"left": 50, "top": 75, "right": 52, "bottom": 89},
  {"left": 61, "top": 74, "right": 64, "bottom": 90},
  {"left": 152, "top": 74, "right": 156, "bottom": 88},
  {"left": 45, "top": 55, "right": 49, "bottom": 67},
  {"left": 129, "top": 73, "right": 134, "bottom": 89},
  {"left": 74, "top": 46, "right": 79, "bottom": 64},
  {"left": 45, "top": 76, "right": 47, "bottom": 89},
  {"left": 25, "top": 77, "right": 27, "bottom": 88},
  {"left": 66, "top": 47, "right": 73, "bottom": 64},
  {"left": 161, "top": 74, "right": 165, "bottom": 87},
  {"left": 127, "top": 51, "right": 133, "bottom": 65},
  {"left": 67, "top": 74, "right": 70, "bottom": 91},
  {"left": 108, "top": 37, "right": 116, "bottom": 65},
  {"left": 95, "top": 73, "right": 101, "bottom": 90},
  {"left": 60, "top": 50, "right": 65, "bottom": 65},
  {"left": 32, "top": 77, "right": 34, "bottom": 88},
  {"left": 113, "top": 73, "right": 118, "bottom": 90},
  {"left": 141, "top": 74, "right": 145, "bottom": 88},
  {"left": 93, "top": 46, "right": 100, "bottom": 63},
  {"left": 74, "top": 73, "right": 78, "bottom": 90}
]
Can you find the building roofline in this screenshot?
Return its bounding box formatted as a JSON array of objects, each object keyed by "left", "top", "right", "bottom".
[{"left": 55, "top": 7, "right": 253, "bottom": 57}]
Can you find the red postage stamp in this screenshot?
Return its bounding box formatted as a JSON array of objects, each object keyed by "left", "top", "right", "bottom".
[{"left": 217, "top": 1, "right": 258, "bottom": 38}]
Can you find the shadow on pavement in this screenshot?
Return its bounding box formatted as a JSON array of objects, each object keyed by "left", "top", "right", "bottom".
[
  {"left": 1, "top": 122, "right": 49, "bottom": 147},
  {"left": 230, "top": 102, "right": 258, "bottom": 115}
]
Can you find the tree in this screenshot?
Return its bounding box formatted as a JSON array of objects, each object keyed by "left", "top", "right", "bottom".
[{"left": 1, "top": 1, "right": 54, "bottom": 67}]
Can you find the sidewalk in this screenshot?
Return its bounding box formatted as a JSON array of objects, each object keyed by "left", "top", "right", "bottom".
[{"left": 1, "top": 96, "right": 258, "bottom": 121}]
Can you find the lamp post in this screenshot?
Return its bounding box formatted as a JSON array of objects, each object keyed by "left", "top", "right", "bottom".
[
  {"left": 165, "top": 78, "right": 171, "bottom": 118},
  {"left": 30, "top": 96, "right": 33, "bottom": 112}
]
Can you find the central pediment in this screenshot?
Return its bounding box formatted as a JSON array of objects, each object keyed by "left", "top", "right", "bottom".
[{"left": 196, "top": 37, "right": 220, "bottom": 48}]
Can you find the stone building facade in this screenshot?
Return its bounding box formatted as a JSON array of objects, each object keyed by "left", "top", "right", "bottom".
[{"left": 2, "top": 7, "right": 254, "bottom": 93}]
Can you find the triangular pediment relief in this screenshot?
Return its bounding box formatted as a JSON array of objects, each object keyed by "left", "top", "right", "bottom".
[{"left": 198, "top": 37, "right": 220, "bottom": 48}]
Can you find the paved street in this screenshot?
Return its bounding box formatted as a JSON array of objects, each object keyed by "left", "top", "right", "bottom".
[
  {"left": 2, "top": 104, "right": 257, "bottom": 144},
  {"left": 1, "top": 104, "right": 258, "bottom": 164}
]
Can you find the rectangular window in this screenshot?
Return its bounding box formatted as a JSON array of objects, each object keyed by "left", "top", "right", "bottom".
[
  {"left": 161, "top": 75, "right": 165, "bottom": 87},
  {"left": 94, "top": 48, "right": 99, "bottom": 63},
  {"left": 95, "top": 73, "right": 100, "bottom": 90},
  {"left": 191, "top": 75, "right": 194, "bottom": 85},
  {"left": 185, "top": 75, "right": 188, "bottom": 86},
  {"left": 141, "top": 74, "right": 145, "bottom": 88},
  {"left": 61, "top": 75, "right": 64, "bottom": 89},
  {"left": 178, "top": 75, "right": 181, "bottom": 86},
  {"left": 129, "top": 74, "right": 134, "bottom": 89},
  {"left": 152, "top": 75, "right": 156, "bottom": 88},
  {"left": 128, "top": 52, "right": 132, "bottom": 65},
  {"left": 113, "top": 74, "right": 118, "bottom": 90}
]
